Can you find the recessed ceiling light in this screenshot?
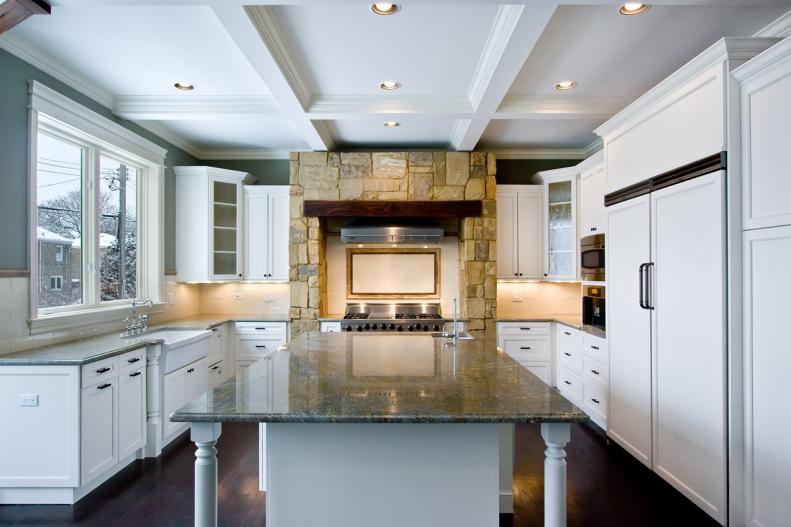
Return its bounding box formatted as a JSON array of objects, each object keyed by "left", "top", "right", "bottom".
[
  {"left": 379, "top": 80, "right": 401, "bottom": 91},
  {"left": 383, "top": 121, "right": 400, "bottom": 128},
  {"left": 371, "top": 3, "right": 399, "bottom": 15},
  {"left": 555, "top": 80, "right": 577, "bottom": 91},
  {"left": 174, "top": 82, "right": 194, "bottom": 91},
  {"left": 620, "top": 3, "right": 650, "bottom": 15}
]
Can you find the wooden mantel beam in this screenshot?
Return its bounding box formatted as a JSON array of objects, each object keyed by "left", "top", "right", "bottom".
[
  {"left": 0, "top": 0, "right": 50, "bottom": 36},
  {"left": 303, "top": 200, "right": 483, "bottom": 218}
]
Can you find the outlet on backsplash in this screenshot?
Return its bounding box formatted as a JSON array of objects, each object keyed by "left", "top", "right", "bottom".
[
  {"left": 233, "top": 292, "right": 245, "bottom": 300},
  {"left": 497, "top": 281, "right": 582, "bottom": 318}
]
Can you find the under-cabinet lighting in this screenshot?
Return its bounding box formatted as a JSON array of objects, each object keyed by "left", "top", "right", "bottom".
[{"left": 620, "top": 3, "right": 650, "bottom": 15}]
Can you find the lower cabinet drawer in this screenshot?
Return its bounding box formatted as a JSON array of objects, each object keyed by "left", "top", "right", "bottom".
[
  {"left": 556, "top": 365, "right": 583, "bottom": 402},
  {"left": 583, "top": 334, "right": 608, "bottom": 364},
  {"left": 498, "top": 322, "right": 551, "bottom": 336},
  {"left": 82, "top": 356, "right": 118, "bottom": 388},
  {"left": 583, "top": 381, "right": 608, "bottom": 427},
  {"left": 582, "top": 356, "right": 608, "bottom": 386},
  {"left": 237, "top": 339, "right": 282, "bottom": 360},
  {"left": 557, "top": 325, "right": 583, "bottom": 346},
  {"left": 503, "top": 338, "right": 550, "bottom": 361},
  {"left": 118, "top": 348, "right": 146, "bottom": 373},
  {"left": 556, "top": 337, "right": 583, "bottom": 371},
  {"left": 235, "top": 322, "right": 287, "bottom": 336}
]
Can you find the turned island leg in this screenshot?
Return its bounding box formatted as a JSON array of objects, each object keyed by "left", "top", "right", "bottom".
[
  {"left": 192, "top": 422, "right": 222, "bottom": 527},
  {"left": 541, "top": 423, "right": 570, "bottom": 527}
]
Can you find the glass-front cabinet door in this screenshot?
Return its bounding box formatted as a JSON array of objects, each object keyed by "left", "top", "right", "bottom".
[
  {"left": 544, "top": 175, "right": 577, "bottom": 281},
  {"left": 210, "top": 177, "right": 242, "bottom": 279}
]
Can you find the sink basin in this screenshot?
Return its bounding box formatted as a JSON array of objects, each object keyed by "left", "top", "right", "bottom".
[
  {"left": 146, "top": 330, "right": 212, "bottom": 374},
  {"left": 430, "top": 331, "right": 474, "bottom": 340}
]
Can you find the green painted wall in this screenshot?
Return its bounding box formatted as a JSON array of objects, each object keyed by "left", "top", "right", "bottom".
[
  {"left": 209, "top": 159, "right": 290, "bottom": 185},
  {"left": 0, "top": 48, "right": 199, "bottom": 271},
  {"left": 495, "top": 159, "right": 583, "bottom": 185}
]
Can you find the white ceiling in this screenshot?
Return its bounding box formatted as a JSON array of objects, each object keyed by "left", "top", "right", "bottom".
[{"left": 2, "top": 1, "right": 789, "bottom": 158}]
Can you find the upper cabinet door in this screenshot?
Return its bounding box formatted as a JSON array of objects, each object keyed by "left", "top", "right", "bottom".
[
  {"left": 210, "top": 176, "right": 243, "bottom": 280},
  {"left": 496, "top": 189, "right": 519, "bottom": 279},
  {"left": 579, "top": 168, "right": 598, "bottom": 235},
  {"left": 268, "top": 190, "right": 291, "bottom": 280},
  {"left": 243, "top": 189, "right": 270, "bottom": 280},
  {"left": 737, "top": 40, "right": 791, "bottom": 231},
  {"left": 517, "top": 188, "right": 544, "bottom": 279},
  {"left": 544, "top": 176, "right": 577, "bottom": 281}
]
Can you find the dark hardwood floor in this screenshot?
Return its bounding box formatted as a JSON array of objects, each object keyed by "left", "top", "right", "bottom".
[{"left": 0, "top": 423, "right": 720, "bottom": 527}]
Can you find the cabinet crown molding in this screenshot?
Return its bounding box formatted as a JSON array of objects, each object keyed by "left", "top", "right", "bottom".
[
  {"left": 173, "top": 165, "right": 257, "bottom": 185},
  {"left": 732, "top": 36, "right": 791, "bottom": 82}
]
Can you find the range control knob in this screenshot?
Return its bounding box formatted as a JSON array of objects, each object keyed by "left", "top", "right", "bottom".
[
  {"left": 407, "top": 325, "right": 415, "bottom": 332},
  {"left": 380, "top": 323, "right": 387, "bottom": 330},
  {"left": 388, "top": 323, "right": 396, "bottom": 330},
  {"left": 356, "top": 326, "right": 363, "bottom": 332},
  {"left": 433, "top": 325, "right": 441, "bottom": 332},
  {"left": 397, "top": 325, "right": 403, "bottom": 332},
  {"left": 363, "top": 323, "right": 370, "bottom": 330},
  {"left": 345, "top": 325, "right": 353, "bottom": 332},
  {"left": 422, "top": 325, "right": 429, "bottom": 331}
]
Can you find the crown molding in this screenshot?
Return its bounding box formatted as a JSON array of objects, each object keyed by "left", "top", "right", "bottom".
[
  {"left": 131, "top": 120, "right": 203, "bottom": 159},
  {"left": 450, "top": 120, "right": 472, "bottom": 151},
  {"left": 583, "top": 138, "right": 603, "bottom": 157},
  {"left": 487, "top": 148, "right": 588, "bottom": 160},
  {"left": 307, "top": 95, "right": 473, "bottom": 117},
  {"left": 467, "top": 5, "right": 525, "bottom": 110},
  {"left": 753, "top": 9, "right": 791, "bottom": 38},
  {"left": 198, "top": 149, "right": 291, "bottom": 160},
  {"left": 114, "top": 95, "right": 281, "bottom": 120},
  {"left": 496, "top": 94, "right": 634, "bottom": 119},
  {"left": 733, "top": 34, "right": 791, "bottom": 82},
  {"left": 244, "top": 5, "right": 312, "bottom": 110},
  {"left": 0, "top": 34, "right": 115, "bottom": 108}
]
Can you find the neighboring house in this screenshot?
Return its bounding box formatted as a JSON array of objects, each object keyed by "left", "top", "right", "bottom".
[{"left": 37, "top": 227, "right": 75, "bottom": 307}]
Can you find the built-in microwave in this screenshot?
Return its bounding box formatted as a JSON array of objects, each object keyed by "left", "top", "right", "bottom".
[
  {"left": 582, "top": 285, "right": 605, "bottom": 334},
  {"left": 580, "top": 234, "right": 605, "bottom": 282}
]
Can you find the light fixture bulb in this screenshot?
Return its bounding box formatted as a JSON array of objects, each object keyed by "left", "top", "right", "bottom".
[
  {"left": 379, "top": 80, "right": 401, "bottom": 90},
  {"left": 554, "top": 80, "right": 577, "bottom": 91},
  {"left": 371, "top": 3, "right": 399, "bottom": 15},
  {"left": 174, "top": 82, "right": 194, "bottom": 91},
  {"left": 620, "top": 3, "right": 650, "bottom": 15},
  {"left": 383, "top": 121, "right": 400, "bottom": 128}
]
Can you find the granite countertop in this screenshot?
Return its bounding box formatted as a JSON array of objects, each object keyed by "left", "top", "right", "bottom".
[
  {"left": 0, "top": 313, "right": 290, "bottom": 366},
  {"left": 171, "top": 332, "right": 588, "bottom": 425}
]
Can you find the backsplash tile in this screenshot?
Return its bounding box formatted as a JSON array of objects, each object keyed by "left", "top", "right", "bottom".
[{"left": 496, "top": 282, "right": 582, "bottom": 318}]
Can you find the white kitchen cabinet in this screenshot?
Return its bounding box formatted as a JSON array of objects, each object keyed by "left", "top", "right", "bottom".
[
  {"left": 243, "top": 186, "right": 290, "bottom": 280},
  {"left": 117, "top": 367, "right": 146, "bottom": 461},
  {"left": 734, "top": 38, "right": 791, "bottom": 231},
  {"left": 496, "top": 322, "right": 553, "bottom": 386},
  {"left": 537, "top": 167, "right": 578, "bottom": 281},
  {"left": 496, "top": 186, "right": 543, "bottom": 280},
  {"left": 208, "top": 360, "right": 224, "bottom": 389},
  {"left": 555, "top": 326, "right": 608, "bottom": 429},
  {"left": 235, "top": 322, "right": 288, "bottom": 375},
  {"left": 320, "top": 321, "right": 342, "bottom": 332},
  {"left": 80, "top": 379, "right": 117, "bottom": 485},
  {"left": 207, "top": 325, "right": 224, "bottom": 365},
  {"left": 743, "top": 225, "right": 791, "bottom": 527},
  {"left": 175, "top": 166, "right": 256, "bottom": 282},
  {"left": 162, "top": 357, "right": 208, "bottom": 441},
  {"left": 578, "top": 151, "right": 606, "bottom": 236}
]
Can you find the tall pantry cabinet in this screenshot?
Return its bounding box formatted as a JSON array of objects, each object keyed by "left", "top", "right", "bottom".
[
  {"left": 598, "top": 37, "right": 778, "bottom": 526},
  {"left": 734, "top": 37, "right": 791, "bottom": 527}
]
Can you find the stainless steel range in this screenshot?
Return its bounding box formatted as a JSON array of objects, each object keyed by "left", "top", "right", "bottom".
[{"left": 341, "top": 303, "right": 445, "bottom": 333}]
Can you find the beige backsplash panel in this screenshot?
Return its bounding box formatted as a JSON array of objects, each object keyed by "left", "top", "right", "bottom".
[
  {"left": 348, "top": 249, "right": 439, "bottom": 298},
  {"left": 198, "top": 282, "right": 290, "bottom": 315},
  {"left": 496, "top": 281, "right": 582, "bottom": 317}
]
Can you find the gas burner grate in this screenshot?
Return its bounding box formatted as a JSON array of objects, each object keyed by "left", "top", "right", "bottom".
[
  {"left": 394, "top": 313, "right": 443, "bottom": 320},
  {"left": 343, "top": 313, "right": 369, "bottom": 320}
]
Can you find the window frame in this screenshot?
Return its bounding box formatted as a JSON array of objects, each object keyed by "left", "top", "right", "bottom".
[
  {"left": 28, "top": 81, "right": 167, "bottom": 334},
  {"left": 55, "top": 245, "right": 64, "bottom": 262},
  {"left": 49, "top": 276, "right": 63, "bottom": 291}
]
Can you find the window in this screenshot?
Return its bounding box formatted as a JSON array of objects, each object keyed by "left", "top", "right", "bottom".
[{"left": 30, "top": 81, "right": 166, "bottom": 328}]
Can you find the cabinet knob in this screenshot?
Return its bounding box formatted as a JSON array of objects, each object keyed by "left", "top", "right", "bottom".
[
  {"left": 590, "top": 345, "right": 600, "bottom": 350},
  {"left": 591, "top": 227, "right": 597, "bottom": 232},
  {"left": 591, "top": 369, "right": 600, "bottom": 375},
  {"left": 563, "top": 331, "right": 571, "bottom": 336},
  {"left": 518, "top": 273, "right": 523, "bottom": 276},
  {"left": 238, "top": 274, "right": 242, "bottom": 277},
  {"left": 564, "top": 352, "right": 571, "bottom": 357},
  {"left": 591, "top": 398, "right": 600, "bottom": 404},
  {"left": 520, "top": 346, "right": 531, "bottom": 350}
]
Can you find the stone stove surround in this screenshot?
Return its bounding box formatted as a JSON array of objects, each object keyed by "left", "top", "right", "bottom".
[{"left": 288, "top": 151, "right": 497, "bottom": 338}]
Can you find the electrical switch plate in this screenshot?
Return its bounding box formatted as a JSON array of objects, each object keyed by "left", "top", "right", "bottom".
[
  {"left": 233, "top": 292, "right": 245, "bottom": 300},
  {"left": 19, "top": 394, "right": 39, "bottom": 407}
]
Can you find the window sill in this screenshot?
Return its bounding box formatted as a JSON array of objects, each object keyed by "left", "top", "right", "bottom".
[{"left": 28, "top": 302, "right": 165, "bottom": 336}]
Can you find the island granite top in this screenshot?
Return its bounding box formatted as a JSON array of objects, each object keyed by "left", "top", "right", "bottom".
[{"left": 171, "top": 332, "right": 587, "bottom": 425}]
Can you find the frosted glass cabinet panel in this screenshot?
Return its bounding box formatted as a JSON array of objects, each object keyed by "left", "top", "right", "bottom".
[{"left": 543, "top": 175, "right": 577, "bottom": 281}]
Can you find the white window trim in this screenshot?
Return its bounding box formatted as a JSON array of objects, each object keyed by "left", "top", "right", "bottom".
[
  {"left": 50, "top": 276, "right": 63, "bottom": 290},
  {"left": 28, "top": 81, "right": 166, "bottom": 335}
]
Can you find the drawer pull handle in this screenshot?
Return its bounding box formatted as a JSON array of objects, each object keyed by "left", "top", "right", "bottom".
[
  {"left": 591, "top": 398, "right": 600, "bottom": 404},
  {"left": 96, "top": 367, "right": 111, "bottom": 374},
  {"left": 97, "top": 383, "right": 112, "bottom": 390},
  {"left": 254, "top": 327, "right": 268, "bottom": 331},
  {"left": 210, "top": 365, "right": 220, "bottom": 371},
  {"left": 519, "top": 327, "right": 531, "bottom": 331},
  {"left": 187, "top": 368, "right": 195, "bottom": 373},
  {"left": 563, "top": 331, "right": 571, "bottom": 336},
  {"left": 564, "top": 352, "right": 572, "bottom": 357},
  {"left": 564, "top": 380, "right": 571, "bottom": 385},
  {"left": 591, "top": 369, "right": 600, "bottom": 375},
  {"left": 129, "top": 371, "right": 142, "bottom": 378},
  {"left": 255, "top": 345, "right": 268, "bottom": 349},
  {"left": 520, "top": 346, "right": 531, "bottom": 350},
  {"left": 127, "top": 357, "right": 140, "bottom": 364},
  {"left": 591, "top": 345, "right": 600, "bottom": 350}
]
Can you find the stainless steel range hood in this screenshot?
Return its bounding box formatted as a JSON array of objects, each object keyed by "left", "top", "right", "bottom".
[{"left": 340, "top": 218, "right": 444, "bottom": 244}]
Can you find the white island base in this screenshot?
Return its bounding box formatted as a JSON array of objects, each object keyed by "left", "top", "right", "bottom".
[{"left": 191, "top": 421, "right": 571, "bottom": 527}]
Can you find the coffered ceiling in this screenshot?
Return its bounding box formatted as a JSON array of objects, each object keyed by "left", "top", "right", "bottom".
[{"left": 2, "top": 1, "right": 789, "bottom": 159}]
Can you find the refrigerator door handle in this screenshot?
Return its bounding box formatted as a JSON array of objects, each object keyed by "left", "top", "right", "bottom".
[
  {"left": 639, "top": 263, "right": 647, "bottom": 309},
  {"left": 645, "top": 262, "right": 655, "bottom": 310}
]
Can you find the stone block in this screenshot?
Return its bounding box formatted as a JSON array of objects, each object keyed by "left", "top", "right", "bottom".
[
  {"left": 408, "top": 172, "right": 433, "bottom": 200},
  {"left": 471, "top": 152, "right": 486, "bottom": 166},
  {"left": 290, "top": 196, "right": 304, "bottom": 219},
  {"left": 433, "top": 185, "right": 465, "bottom": 200},
  {"left": 488, "top": 241, "right": 496, "bottom": 261},
  {"left": 309, "top": 287, "right": 320, "bottom": 308},
  {"left": 341, "top": 152, "right": 372, "bottom": 165},
  {"left": 364, "top": 179, "right": 401, "bottom": 192},
  {"left": 291, "top": 281, "right": 308, "bottom": 308},
  {"left": 485, "top": 176, "right": 496, "bottom": 199},
  {"left": 362, "top": 191, "right": 377, "bottom": 200},
  {"left": 466, "top": 261, "right": 484, "bottom": 284},
  {"left": 467, "top": 284, "right": 483, "bottom": 298},
  {"left": 328, "top": 152, "right": 340, "bottom": 167},
  {"left": 298, "top": 244, "right": 308, "bottom": 264},
  {"left": 409, "top": 166, "right": 433, "bottom": 173},
  {"left": 475, "top": 240, "right": 489, "bottom": 261},
  {"left": 473, "top": 226, "right": 483, "bottom": 240},
  {"left": 433, "top": 152, "right": 446, "bottom": 186},
  {"left": 308, "top": 275, "right": 320, "bottom": 288},
  {"left": 289, "top": 152, "right": 299, "bottom": 161},
  {"left": 290, "top": 161, "right": 299, "bottom": 184},
  {"left": 376, "top": 191, "right": 408, "bottom": 200},
  {"left": 288, "top": 244, "right": 299, "bottom": 266},
  {"left": 299, "top": 264, "right": 319, "bottom": 276},
  {"left": 289, "top": 184, "right": 303, "bottom": 196},
  {"left": 290, "top": 219, "right": 307, "bottom": 244},
  {"left": 484, "top": 276, "right": 496, "bottom": 299},
  {"left": 340, "top": 179, "right": 364, "bottom": 200},
  {"left": 409, "top": 152, "right": 434, "bottom": 166},
  {"left": 471, "top": 165, "right": 486, "bottom": 179},
  {"left": 373, "top": 152, "right": 407, "bottom": 178},
  {"left": 487, "top": 153, "right": 496, "bottom": 176},
  {"left": 308, "top": 241, "right": 320, "bottom": 263},
  {"left": 304, "top": 187, "right": 339, "bottom": 200},
  {"left": 485, "top": 261, "right": 497, "bottom": 276},
  {"left": 482, "top": 200, "right": 496, "bottom": 217},
  {"left": 464, "top": 239, "right": 477, "bottom": 261},
  {"left": 340, "top": 163, "right": 371, "bottom": 179},
  {"left": 446, "top": 152, "right": 470, "bottom": 186},
  {"left": 466, "top": 298, "right": 486, "bottom": 319},
  {"left": 299, "top": 165, "right": 338, "bottom": 189},
  {"left": 289, "top": 307, "right": 301, "bottom": 320},
  {"left": 300, "top": 152, "right": 327, "bottom": 166},
  {"left": 466, "top": 318, "right": 484, "bottom": 331},
  {"left": 465, "top": 177, "right": 485, "bottom": 200}
]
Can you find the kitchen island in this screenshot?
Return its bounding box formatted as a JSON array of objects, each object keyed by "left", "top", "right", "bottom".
[{"left": 172, "top": 332, "right": 587, "bottom": 527}]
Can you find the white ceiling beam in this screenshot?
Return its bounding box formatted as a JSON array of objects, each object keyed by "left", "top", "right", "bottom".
[
  {"left": 307, "top": 95, "right": 473, "bottom": 119},
  {"left": 211, "top": 4, "right": 334, "bottom": 151},
  {"left": 488, "top": 148, "right": 588, "bottom": 160},
  {"left": 496, "top": 95, "right": 635, "bottom": 120},
  {"left": 451, "top": 2, "right": 558, "bottom": 151},
  {"left": 198, "top": 148, "right": 291, "bottom": 160},
  {"left": 114, "top": 95, "right": 281, "bottom": 120}
]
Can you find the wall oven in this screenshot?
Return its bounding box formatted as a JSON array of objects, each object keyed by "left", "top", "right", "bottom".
[
  {"left": 582, "top": 285, "right": 605, "bottom": 335},
  {"left": 580, "top": 233, "right": 605, "bottom": 282}
]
